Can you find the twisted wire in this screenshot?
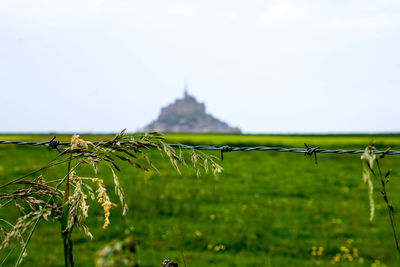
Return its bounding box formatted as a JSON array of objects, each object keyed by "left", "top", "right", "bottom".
[{"left": 1, "top": 140, "right": 400, "bottom": 155}]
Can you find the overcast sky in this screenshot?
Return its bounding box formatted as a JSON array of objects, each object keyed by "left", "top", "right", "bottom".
[{"left": 1, "top": 0, "right": 399, "bottom": 133}]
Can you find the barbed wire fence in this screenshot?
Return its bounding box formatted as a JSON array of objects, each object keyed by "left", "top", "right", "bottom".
[
  {"left": 1, "top": 137, "right": 399, "bottom": 164},
  {"left": 1, "top": 136, "right": 400, "bottom": 266}
]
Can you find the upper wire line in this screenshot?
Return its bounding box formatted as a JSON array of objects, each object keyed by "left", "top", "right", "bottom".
[{"left": 0, "top": 139, "right": 400, "bottom": 156}]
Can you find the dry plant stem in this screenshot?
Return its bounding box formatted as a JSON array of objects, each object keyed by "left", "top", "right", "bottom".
[
  {"left": 61, "top": 152, "right": 74, "bottom": 267},
  {"left": 370, "top": 159, "right": 400, "bottom": 257},
  {"left": 0, "top": 199, "right": 13, "bottom": 209},
  {"left": 15, "top": 217, "right": 40, "bottom": 267},
  {"left": 1, "top": 243, "right": 17, "bottom": 266},
  {"left": 0, "top": 157, "right": 68, "bottom": 190},
  {"left": 0, "top": 219, "right": 25, "bottom": 266},
  {"left": 12, "top": 163, "right": 79, "bottom": 267},
  {"left": 180, "top": 251, "right": 187, "bottom": 267},
  {"left": 0, "top": 131, "right": 222, "bottom": 266}
]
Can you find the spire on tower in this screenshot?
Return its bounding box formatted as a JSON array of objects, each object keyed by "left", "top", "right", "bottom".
[{"left": 184, "top": 83, "right": 188, "bottom": 98}]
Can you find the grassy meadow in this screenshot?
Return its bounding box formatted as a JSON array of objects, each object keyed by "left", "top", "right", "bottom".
[{"left": 1, "top": 133, "right": 400, "bottom": 266}]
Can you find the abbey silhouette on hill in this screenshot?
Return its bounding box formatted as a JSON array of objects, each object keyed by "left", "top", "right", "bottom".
[{"left": 142, "top": 87, "right": 240, "bottom": 133}]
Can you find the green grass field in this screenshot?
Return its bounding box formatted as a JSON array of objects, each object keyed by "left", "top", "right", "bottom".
[{"left": 1, "top": 134, "right": 400, "bottom": 266}]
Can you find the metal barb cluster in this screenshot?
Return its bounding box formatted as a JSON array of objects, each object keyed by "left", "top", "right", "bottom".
[
  {"left": 304, "top": 143, "right": 320, "bottom": 164},
  {"left": 220, "top": 145, "right": 233, "bottom": 161},
  {"left": 49, "top": 136, "right": 61, "bottom": 152}
]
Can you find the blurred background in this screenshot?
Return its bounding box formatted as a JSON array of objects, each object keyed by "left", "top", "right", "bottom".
[
  {"left": 1, "top": 0, "right": 399, "bottom": 134},
  {"left": 1, "top": 1, "right": 400, "bottom": 266}
]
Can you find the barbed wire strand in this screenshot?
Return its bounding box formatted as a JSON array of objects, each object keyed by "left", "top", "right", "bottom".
[{"left": 1, "top": 139, "right": 399, "bottom": 156}]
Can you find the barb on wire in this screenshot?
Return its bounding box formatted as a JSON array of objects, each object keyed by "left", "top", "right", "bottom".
[
  {"left": 220, "top": 145, "right": 232, "bottom": 161},
  {"left": 48, "top": 136, "right": 61, "bottom": 153},
  {"left": 304, "top": 143, "right": 320, "bottom": 164}
]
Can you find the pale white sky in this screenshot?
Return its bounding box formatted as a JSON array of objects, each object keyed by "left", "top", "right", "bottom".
[{"left": 1, "top": 0, "right": 399, "bottom": 133}]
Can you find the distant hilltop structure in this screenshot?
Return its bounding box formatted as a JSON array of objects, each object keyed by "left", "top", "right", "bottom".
[{"left": 141, "top": 88, "right": 240, "bottom": 133}]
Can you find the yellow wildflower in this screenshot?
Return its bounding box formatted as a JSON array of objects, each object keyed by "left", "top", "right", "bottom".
[{"left": 194, "top": 230, "right": 202, "bottom": 238}]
